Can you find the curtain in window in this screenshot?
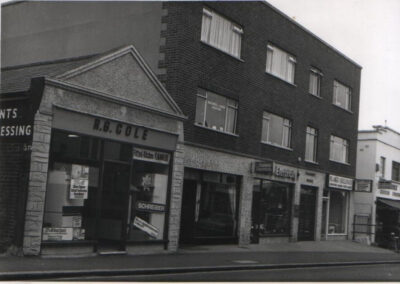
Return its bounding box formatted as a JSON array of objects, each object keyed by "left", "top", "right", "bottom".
[
  {"left": 330, "top": 136, "right": 348, "bottom": 163},
  {"left": 309, "top": 73, "right": 319, "bottom": 95},
  {"left": 201, "top": 11, "right": 212, "bottom": 43},
  {"left": 333, "top": 81, "right": 351, "bottom": 110},
  {"left": 225, "top": 107, "right": 237, "bottom": 133},
  {"left": 266, "top": 45, "right": 296, "bottom": 83},
  {"left": 305, "top": 132, "right": 313, "bottom": 161}
]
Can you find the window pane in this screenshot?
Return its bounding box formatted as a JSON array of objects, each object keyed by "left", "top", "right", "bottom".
[
  {"left": 269, "top": 114, "right": 284, "bottom": 145},
  {"left": 201, "top": 8, "right": 242, "bottom": 58},
  {"left": 328, "top": 190, "right": 347, "bottom": 234},
  {"left": 261, "top": 118, "right": 269, "bottom": 142},
  {"left": 262, "top": 112, "right": 291, "bottom": 148},
  {"left": 309, "top": 72, "right": 320, "bottom": 96},
  {"left": 225, "top": 107, "right": 237, "bottom": 133},
  {"left": 266, "top": 44, "right": 295, "bottom": 84},
  {"left": 206, "top": 92, "right": 227, "bottom": 131},
  {"left": 330, "top": 135, "right": 348, "bottom": 163},
  {"left": 305, "top": 127, "right": 317, "bottom": 162},
  {"left": 333, "top": 81, "right": 351, "bottom": 110}
]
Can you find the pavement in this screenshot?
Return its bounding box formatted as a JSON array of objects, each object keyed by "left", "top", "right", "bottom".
[{"left": 1, "top": 240, "right": 400, "bottom": 280}]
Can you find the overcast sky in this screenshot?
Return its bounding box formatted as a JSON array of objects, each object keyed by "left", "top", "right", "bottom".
[
  {"left": 267, "top": 0, "right": 400, "bottom": 132},
  {"left": 1, "top": 0, "right": 400, "bottom": 131}
]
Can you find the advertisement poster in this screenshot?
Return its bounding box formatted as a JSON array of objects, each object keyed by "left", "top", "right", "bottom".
[
  {"left": 70, "top": 164, "right": 89, "bottom": 199},
  {"left": 133, "top": 216, "right": 159, "bottom": 238},
  {"left": 42, "top": 228, "right": 73, "bottom": 241}
]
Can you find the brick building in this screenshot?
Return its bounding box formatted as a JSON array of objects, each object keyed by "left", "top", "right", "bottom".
[{"left": 1, "top": 1, "right": 361, "bottom": 255}]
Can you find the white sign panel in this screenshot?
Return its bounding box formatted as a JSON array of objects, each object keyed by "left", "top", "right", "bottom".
[
  {"left": 133, "top": 216, "right": 159, "bottom": 238},
  {"left": 328, "top": 174, "right": 353, "bottom": 190},
  {"left": 70, "top": 164, "right": 89, "bottom": 199},
  {"left": 42, "top": 227, "right": 73, "bottom": 241}
]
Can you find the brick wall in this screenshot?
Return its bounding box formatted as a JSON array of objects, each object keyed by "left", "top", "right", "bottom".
[{"left": 162, "top": 2, "right": 361, "bottom": 178}]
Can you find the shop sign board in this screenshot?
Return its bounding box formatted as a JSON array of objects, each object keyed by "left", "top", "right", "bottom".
[
  {"left": 274, "top": 164, "right": 296, "bottom": 180},
  {"left": 254, "top": 161, "right": 296, "bottom": 181},
  {"left": 254, "top": 162, "right": 273, "bottom": 174},
  {"left": 355, "top": 180, "right": 372, "bottom": 192},
  {"left": 53, "top": 108, "right": 178, "bottom": 151},
  {"left": 70, "top": 164, "right": 89, "bottom": 199},
  {"left": 133, "top": 148, "right": 170, "bottom": 164},
  {"left": 42, "top": 227, "right": 73, "bottom": 241},
  {"left": 378, "top": 181, "right": 397, "bottom": 190},
  {"left": 0, "top": 99, "right": 33, "bottom": 141},
  {"left": 133, "top": 216, "right": 159, "bottom": 238},
  {"left": 328, "top": 174, "right": 353, "bottom": 191},
  {"left": 136, "top": 201, "right": 165, "bottom": 213}
]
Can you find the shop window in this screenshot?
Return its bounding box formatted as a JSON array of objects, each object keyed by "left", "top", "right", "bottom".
[
  {"left": 258, "top": 180, "right": 292, "bottom": 236},
  {"left": 127, "top": 148, "right": 171, "bottom": 242},
  {"left": 309, "top": 68, "right": 322, "bottom": 97},
  {"left": 333, "top": 80, "right": 351, "bottom": 111},
  {"left": 329, "top": 135, "right": 349, "bottom": 164},
  {"left": 305, "top": 126, "right": 318, "bottom": 162},
  {"left": 43, "top": 131, "right": 100, "bottom": 242},
  {"left": 261, "top": 111, "right": 292, "bottom": 149},
  {"left": 201, "top": 7, "right": 243, "bottom": 58},
  {"left": 328, "top": 190, "right": 348, "bottom": 234},
  {"left": 195, "top": 88, "right": 238, "bottom": 134},
  {"left": 392, "top": 161, "right": 400, "bottom": 182},
  {"left": 266, "top": 44, "right": 296, "bottom": 84}
]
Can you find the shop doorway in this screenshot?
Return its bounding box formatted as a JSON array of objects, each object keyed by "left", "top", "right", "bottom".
[
  {"left": 298, "top": 186, "right": 317, "bottom": 241},
  {"left": 97, "top": 161, "right": 130, "bottom": 251}
]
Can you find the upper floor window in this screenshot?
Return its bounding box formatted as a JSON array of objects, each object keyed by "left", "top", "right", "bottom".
[
  {"left": 305, "top": 126, "right": 318, "bottom": 162},
  {"left": 329, "top": 135, "right": 349, "bottom": 164},
  {"left": 266, "top": 44, "right": 296, "bottom": 84},
  {"left": 380, "top": 156, "right": 386, "bottom": 178},
  {"left": 195, "top": 88, "right": 238, "bottom": 134},
  {"left": 392, "top": 161, "right": 400, "bottom": 182},
  {"left": 261, "top": 111, "right": 292, "bottom": 148},
  {"left": 201, "top": 7, "right": 243, "bottom": 58},
  {"left": 333, "top": 81, "right": 351, "bottom": 111},
  {"left": 309, "top": 68, "right": 322, "bottom": 97}
]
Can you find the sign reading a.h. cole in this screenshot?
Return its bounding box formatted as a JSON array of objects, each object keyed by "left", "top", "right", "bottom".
[
  {"left": 328, "top": 174, "right": 353, "bottom": 190},
  {"left": 53, "top": 108, "right": 178, "bottom": 151}
]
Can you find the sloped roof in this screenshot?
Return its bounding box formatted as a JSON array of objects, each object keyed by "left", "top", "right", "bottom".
[{"left": 0, "top": 55, "right": 97, "bottom": 94}]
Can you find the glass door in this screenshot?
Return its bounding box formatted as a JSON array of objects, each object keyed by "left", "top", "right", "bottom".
[
  {"left": 97, "top": 161, "right": 130, "bottom": 251},
  {"left": 298, "top": 186, "right": 317, "bottom": 241}
]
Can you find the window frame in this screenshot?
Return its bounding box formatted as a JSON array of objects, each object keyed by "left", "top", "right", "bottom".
[
  {"left": 309, "top": 67, "right": 323, "bottom": 97},
  {"left": 305, "top": 126, "right": 318, "bottom": 163},
  {"left": 201, "top": 7, "right": 243, "bottom": 59},
  {"left": 392, "top": 161, "right": 400, "bottom": 182},
  {"left": 326, "top": 189, "right": 349, "bottom": 236},
  {"left": 195, "top": 88, "right": 239, "bottom": 135},
  {"left": 329, "top": 135, "right": 350, "bottom": 164},
  {"left": 261, "top": 111, "right": 292, "bottom": 150},
  {"left": 332, "top": 80, "right": 352, "bottom": 111},
  {"left": 265, "top": 43, "right": 297, "bottom": 84}
]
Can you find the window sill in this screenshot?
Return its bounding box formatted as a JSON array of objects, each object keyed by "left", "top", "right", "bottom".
[
  {"left": 200, "top": 41, "right": 244, "bottom": 62},
  {"left": 194, "top": 123, "right": 239, "bottom": 137},
  {"left": 329, "top": 159, "right": 351, "bottom": 166},
  {"left": 332, "top": 103, "right": 353, "bottom": 114},
  {"left": 304, "top": 160, "right": 319, "bottom": 165},
  {"left": 261, "top": 141, "right": 293, "bottom": 151},
  {"left": 264, "top": 72, "right": 297, "bottom": 87},
  {"left": 327, "top": 233, "right": 347, "bottom": 236},
  {"left": 259, "top": 234, "right": 291, "bottom": 237},
  {"left": 309, "top": 93, "right": 322, "bottom": 100}
]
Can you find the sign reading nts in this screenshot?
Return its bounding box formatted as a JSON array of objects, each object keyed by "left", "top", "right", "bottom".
[{"left": 0, "top": 108, "right": 32, "bottom": 137}]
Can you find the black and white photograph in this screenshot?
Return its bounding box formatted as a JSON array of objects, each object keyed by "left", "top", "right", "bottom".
[{"left": 1, "top": 0, "right": 400, "bottom": 281}]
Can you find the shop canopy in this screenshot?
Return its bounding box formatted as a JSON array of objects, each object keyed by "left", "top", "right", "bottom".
[{"left": 377, "top": 198, "right": 400, "bottom": 211}]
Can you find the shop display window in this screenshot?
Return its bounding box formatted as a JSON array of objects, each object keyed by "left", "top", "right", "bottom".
[
  {"left": 328, "top": 190, "right": 348, "bottom": 234},
  {"left": 257, "top": 180, "right": 292, "bottom": 236},
  {"left": 42, "top": 131, "right": 100, "bottom": 242},
  {"left": 127, "top": 148, "right": 170, "bottom": 242}
]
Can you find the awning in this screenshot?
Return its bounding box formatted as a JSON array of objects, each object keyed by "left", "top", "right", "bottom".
[{"left": 377, "top": 198, "right": 400, "bottom": 211}]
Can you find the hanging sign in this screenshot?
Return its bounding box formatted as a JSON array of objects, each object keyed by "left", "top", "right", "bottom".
[
  {"left": 133, "top": 148, "right": 170, "bottom": 164},
  {"left": 42, "top": 227, "right": 73, "bottom": 241},
  {"left": 355, "top": 179, "right": 372, "bottom": 192},
  {"left": 133, "top": 216, "right": 159, "bottom": 238},
  {"left": 70, "top": 164, "right": 89, "bottom": 199},
  {"left": 328, "top": 174, "right": 353, "bottom": 190},
  {"left": 136, "top": 201, "right": 165, "bottom": 213}
]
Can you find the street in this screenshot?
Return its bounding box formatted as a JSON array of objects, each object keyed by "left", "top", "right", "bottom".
[{"left": 57, "top": 263, "right": 400, "bottom": 281}]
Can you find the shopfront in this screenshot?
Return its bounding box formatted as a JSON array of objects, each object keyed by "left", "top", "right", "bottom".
[
  {"left": 322, "top": 174, "right": 353, "bottom": 240},
  {"left": 22, "top": 46, "right": 186, "bottom": 255}
]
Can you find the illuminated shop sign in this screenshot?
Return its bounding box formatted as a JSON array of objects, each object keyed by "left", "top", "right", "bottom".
[{"left": 328, "top": 174, "right": 353, "bottom": 190}]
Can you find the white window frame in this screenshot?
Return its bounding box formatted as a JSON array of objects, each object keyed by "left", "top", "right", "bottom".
[
  {"left": 195, "top": 89, "right": 238, "bottom": 135},
  {"left": 329, "top": 135, "right": 349, "bottom": 164},
  {"left": 261, "top": 111, "right": 292, "bottom": 149},
  {"left": 305, "top": 126, "right": 318, "bottom": 163},
  {"left": 265, "top": 44, "right": 296, "bottom": 84},
  {"left": 201, "top": 7, "right": 243, "bottom": 59},
  {"left": 309, "top": 68, "right": 323, "bottom": 97},
  {"left": 333, "top": 80, "right": 351, "bottom": 111}
]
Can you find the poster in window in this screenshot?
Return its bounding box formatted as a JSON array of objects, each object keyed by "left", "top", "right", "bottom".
[
  {"left": 133, "top": 216, "right": 159, "bottom": 238},
  {"left": 70, "top": 164, "right": 89, "bottom": 199}
]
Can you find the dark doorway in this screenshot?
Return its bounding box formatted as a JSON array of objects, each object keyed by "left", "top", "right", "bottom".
[
  {"left": 250, "top": 187, "right": 261, "bottom": 244},
  {"left": 179, "top": 180, "right": 197, "bottom": 244},
  {"left": 298, "top": 186, "right": 317, "bottom": 241},
  {"left": 97, "top": 161, "right": 130, "bottom": 251}
]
